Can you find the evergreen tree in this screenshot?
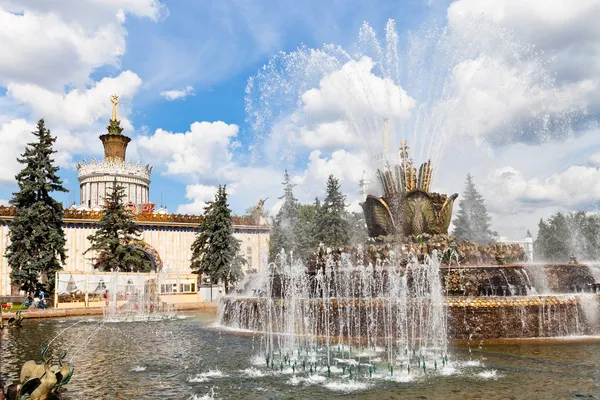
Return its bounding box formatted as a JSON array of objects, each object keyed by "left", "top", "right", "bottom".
[
  {"left": 534, "top": 211, "right": 600, "bottom": 262},
  {"left": 452, "top": 173, "right": 497, "bottom": 243},
  {"left": 6, "top": 119, "right": 68, "bottom": 295},
  {"left": 269, "top": 170, "right": 300, "bottom": 261},
  {"left": 296, "top": 201, "right": 319, "bottom": 261},
  {"left": 348, "top": 211, "right": 368, "bottom": 246},
  {"left": 190, "top": 199, "right": 214, "bottom": 275},
  {"left": 317, "top": 175, "right": 350, "bottom": 247},
  {"left": 190, "top": 186, "right": 244, "bottom": 293},
  {"left": 84, "top": 179, "right": 153, "bottom": 272}
]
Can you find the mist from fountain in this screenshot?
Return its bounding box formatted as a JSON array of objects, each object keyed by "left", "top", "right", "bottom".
[
  {"left": 218, "top": 249, "right": 450, "bottom": 376},
  {"left": 218, "top": 16, "right": 600, "bottom": 377},
  {"left": 103, "top": 271, "right": 177, "bottom": 323},
  {"left": 245, "top": 16, "right": 584, "bottom": 185}
]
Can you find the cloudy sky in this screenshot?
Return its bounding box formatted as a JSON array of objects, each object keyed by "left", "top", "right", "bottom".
[{"left": 1, "top": 0, "right": 599, "bottom": 239}]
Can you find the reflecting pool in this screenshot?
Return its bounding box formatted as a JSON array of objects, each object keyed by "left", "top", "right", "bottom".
[{"left": 1, "top": 313, "right": 599, "bottom": 399}]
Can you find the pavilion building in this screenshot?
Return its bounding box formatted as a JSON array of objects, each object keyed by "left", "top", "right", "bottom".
[{"left": 0, "top": 97, "right": 270, "bottom": 298}]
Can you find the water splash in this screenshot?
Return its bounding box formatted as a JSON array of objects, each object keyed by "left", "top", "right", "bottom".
[
  {"left": 246, "top": 17, "right": 584, "bottom": 189},
  {"left": 218, "top": 251, "right": 448, "bottom": 377}
]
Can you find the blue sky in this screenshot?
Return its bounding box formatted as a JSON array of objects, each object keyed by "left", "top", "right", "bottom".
[{"left": 1, "top": 0, "right": 600, "bottom": 238}]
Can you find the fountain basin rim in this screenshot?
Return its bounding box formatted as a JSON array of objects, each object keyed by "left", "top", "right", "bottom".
[
  {"left": 209, "top": 324, "right": 600, "bottom": 346},
  {"left": 294, "top": 263, "right": 594, "bottom": 274},
  {"left": 221, "top": 294, "right": 598, "bottom": 307}
]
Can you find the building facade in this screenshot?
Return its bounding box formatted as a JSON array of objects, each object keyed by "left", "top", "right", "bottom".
[{"left": 0, "top": 97, "right": 270, "bottom": 296}]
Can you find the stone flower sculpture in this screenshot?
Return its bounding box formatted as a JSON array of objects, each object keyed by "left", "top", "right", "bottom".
[{"left": 362, "top": 141, "right": 458, "bottom": 238}]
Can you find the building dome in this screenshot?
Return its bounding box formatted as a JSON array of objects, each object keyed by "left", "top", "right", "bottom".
[{"left": 76, "top": 95, "right": 152, "bottom": 209}]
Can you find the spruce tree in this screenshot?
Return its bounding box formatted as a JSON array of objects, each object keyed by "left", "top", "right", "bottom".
[
  {"left": 452, "top": 173, "right": 497, "bottom": 243},
  {"left": 296, "top": 201, "right": 319, "bottom": 261},
  {"left": 84, "top": 179, "right": 153, "bottom": 272},
  {"left": 190, "top": 186, "right": 244, "bottom": 293},
  {"left": 534, "top": 211, "right": 600, "bottom": 262},
  {"left": 348, "top": 211, "right": 368, "bottom": 246},
  {"left": 190, "top": 199, "right": 214, "bottom": 276},
  {"left": 317, "top": 175, "right": 350, "bottom": 248},
  {"left": 269, "top": 170, "right": 300, "bottom": 261},
  {"left": 6, "top": 119, "right": 68, "bottom": 295}
]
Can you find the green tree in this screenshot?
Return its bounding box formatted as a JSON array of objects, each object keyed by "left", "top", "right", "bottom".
[
  {"left": 296, "top": 201, "right": 319, "bottom": 261},
  {"left": 452, "top": 173, "right": 497, "bottom": 243},
  {"left": 534, "top": 211, "right": 600, "bottom": 262},
  {"left": 317, "top": 175, "right": 350, "bottom": 247},
  {"left": 348, "top": 211, "right": 368, "bottom": 246},
  {"left": 84, "top": 179, "right": 153, "bottom": 272},
  {"left": 6, "top": 119, "right": 68, "bottom": 295},
  {"left": 269, "top": 170, "right": 300, "bottom": 261},
  {"left": 190, "top": 185, "right": 244, "bottom": 293}
]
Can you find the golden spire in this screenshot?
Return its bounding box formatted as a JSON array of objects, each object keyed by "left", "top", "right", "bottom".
[
  {"left": 399, "top": 140, "right": 409, "bottom": 160},
  {"left": 110, "top": 94, "right": 120, "bottom": 121},
  {"left": 406, "top": 157, "right": 415, "bottom": 191}
]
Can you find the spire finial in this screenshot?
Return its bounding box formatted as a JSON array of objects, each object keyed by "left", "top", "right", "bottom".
[
  {"left": 382, "top": 117, "right": 390, "bottom": 154},
  {"left": 110, "top": 94, "right": 120, "bottom": 121},
  {"left": 399, "top": 140, "right": 409, "bottom": 160}
]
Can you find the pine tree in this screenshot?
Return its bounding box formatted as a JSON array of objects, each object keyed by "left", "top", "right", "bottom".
[
  {"left": 534, "top": 211, "right": 600, "bottom": 262},
  {"left": 84, "top": 179, "right": 153, "bottom": 272},
  {"left": 269, "top": 170, "right": 300, "bottom": 261},
  {"left": 190, "top": 186, "right": 244, "bottom": 293},
  {"left": 296, "top": 200, "right": 320, "bottom": 261},
  {"left": 348, "top": 211, "right": 368, "bottom": 246},
  {"left": 317, "top": 175, "right": 350, "bottom": 248},
  {"left": 6, "top": 119, "right": 68, "bottom": 295},
  {"left": 190, "top": 199, "right": 214, "bottom": 276},
  {"left": 452, "top": 173, "right": 497, "bottom": 243}
]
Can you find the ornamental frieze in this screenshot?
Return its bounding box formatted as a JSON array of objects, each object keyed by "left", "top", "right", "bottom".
[
  {"left": 0, "top": 205, "right": 258, "bottom": 227},
  {"left": 76, "top": 158, "right": 152, "bottom": 181}
]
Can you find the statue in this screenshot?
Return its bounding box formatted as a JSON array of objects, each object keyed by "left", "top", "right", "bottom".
[
  {"left": 251, "top": 197, "right": 269, "bottom": 224},
  {"left": 6, "top": 310, "right": 24, "bottom": 328},
  {"left": 110, "top": 94, "right": 120, "bottom": 121},
  {"left": 14, "top": 346, "right": 74, "bottom": 400},
  {"left": 362, "top": 140, "right": 458, "bottom": 238}
]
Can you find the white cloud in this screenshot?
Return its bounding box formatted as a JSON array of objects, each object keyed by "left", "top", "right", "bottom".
[
  {"left": 176, "top": 166, "right": 284, "bottom": 217},
  {"left": 437, "top": 55, "right": 590, "bottom": 145},
  {"left": 0, "top": 1, "right": 163, "bottom": 190},
  {"left": 447, "top": 0, "right": 600, "bottom": 112},
  {"left": 588, "top": 152, "right": 600, "bottom": 166},
  {"left": 0, "top": 2, "right": 165, "bottom": 90},
  {"left": 160, "top": 85, "right": 195, "bottom": 101},
  {"left": 7, "top": 71, "right": 143, "bottom": 130},
  {"left": 137, "top": 121, "right": 239, "bottom": 181},
  {"left": 0, "top": 119, "right": 32, "bottom": 185},
  {"left": 301, "top": 150, "right": 369, "bottom": 199},
  {"left": 484, "top": 165, "right": 600, "bottom": 212},
  {"left": 176, "top": 184, "right": 219, "bottom": 214},
  {"left": 259, "top": 56, "right": 417, "bottom": 164},
  {"left": 0, "top": 119, "right": 84, "bottom": 187},
  {"left": 301, "top": 57, "right": 414, "bottom": 122}
]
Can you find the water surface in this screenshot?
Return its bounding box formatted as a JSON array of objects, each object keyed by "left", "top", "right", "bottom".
[{"left": 1, "top": 313, "right": 599, "bottom": 399}]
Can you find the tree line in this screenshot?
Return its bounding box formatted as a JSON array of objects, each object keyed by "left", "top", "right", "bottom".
[
  {"left": 267, "top": 171, "right": 366, "bottom": 263},
  {"left": 534, "top": 212, "right": 600, "bottom": 262}
]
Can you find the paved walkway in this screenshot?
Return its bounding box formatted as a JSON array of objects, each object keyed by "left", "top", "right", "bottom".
[{"left": 0, "top": 302, "right": 218, "bottom": 320}]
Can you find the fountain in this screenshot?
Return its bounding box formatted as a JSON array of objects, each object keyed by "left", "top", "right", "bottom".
[
  {"left": 219, "top": 144, "right": 600, "bottom": 346},
  {"left": 225, "top": 17, "right": 600, "bottom": 346},
  {"left": 102, "top": 271, "right": 178, "bottom": 322}
]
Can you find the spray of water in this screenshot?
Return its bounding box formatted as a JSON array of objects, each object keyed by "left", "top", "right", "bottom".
[
  {"left": 246, "top": 16, "right": 585, "bottom": 190},
  {"left": 218, "top": 250, "right": 449, "bottom": 376}
]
